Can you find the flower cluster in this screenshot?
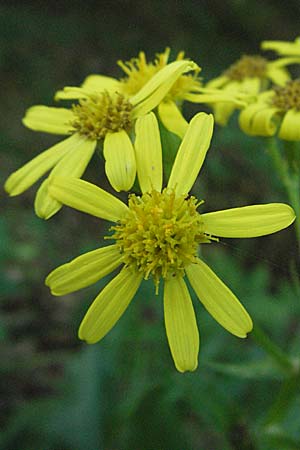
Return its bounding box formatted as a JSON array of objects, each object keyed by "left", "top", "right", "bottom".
[{"left": 5, "top": 48, "right": 297, "bottom": 372}]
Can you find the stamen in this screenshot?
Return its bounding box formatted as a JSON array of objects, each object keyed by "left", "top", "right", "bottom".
[
  {"left": 224, "top": 55, "right": 267, "bottom": 81},
  {"left": 71, "top": 92, "right": 133, "bottom": 140},
  {"left": 271, "top": 79, "right": 300, "bottom": 111},
  {"left": 110, "top": 189, "right": 207, "bottom": 292}
]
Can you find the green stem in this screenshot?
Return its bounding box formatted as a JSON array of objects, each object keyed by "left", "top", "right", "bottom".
[
  {"left": 263, "top": 373, "right": 300, "bottom": 426},
  {"left": 251, "top": 323, "right": 294, "bottom": 375},
  {"left": 267, "top": 137, "right": 300, "bottom": 249}
]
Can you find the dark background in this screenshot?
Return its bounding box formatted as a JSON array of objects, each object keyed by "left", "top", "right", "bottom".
[{"left": 1, "top": 1, "right": 300, "bottom": 449}]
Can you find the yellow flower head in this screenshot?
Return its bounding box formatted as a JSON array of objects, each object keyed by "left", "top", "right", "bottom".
[
  {"left": 45, "top": 112, "right": 295, "bottom": 373},
  {"left": 118, "top": 48, "right": 201, "bottom": 102},
  {"left": 261, "top": 37, "right": 300, "bottom": 56},
  {"left": 56, "top": 48, "right": 248, "bottom": 139},
  {"left": 5, "top": 60, "right": 196, "bottom": 219},
  {"left": 206, "top": 53, "right": 300, "bottom": 125},
  {"left": 239, "top": 79, "right": 300, "bottom": 140}
]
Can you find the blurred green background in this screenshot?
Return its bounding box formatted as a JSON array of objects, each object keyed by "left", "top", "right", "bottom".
[{"left": 1, "top": 1, "right": 300, "bottom": 449}]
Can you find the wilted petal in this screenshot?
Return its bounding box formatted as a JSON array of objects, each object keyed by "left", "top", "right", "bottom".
[{"left": 279, "top": 109, "right": 300, "bottom": 141}]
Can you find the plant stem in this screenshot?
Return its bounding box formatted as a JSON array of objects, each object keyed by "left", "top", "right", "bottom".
[
  {"left": 251, "top": 323, "right": 294, "bottom": 376},
  {"left": 267, "top": 137, "right": 300, "bottom": 248}
]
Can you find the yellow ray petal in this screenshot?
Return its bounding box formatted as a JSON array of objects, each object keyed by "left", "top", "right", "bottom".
[
  {"left": 34, "top": 179, "right": 62, "bottom": 220},
  {"left": 78, "top": 268, "right": 142, "bottom": 343},
  {"left": 186, "top": 260, "right": 252, "bottom": 338},
  {"left": 23, "top": 106, "right": 74, "bottom": 134},
  {"left": 278, "top": 109, "right": 300, "bottom": 141},
  {"left": 269, "top": 56, "right": 300, "bottom": 68},
  {"left": 131, "top": 60, "right": 199, "bottom": 117},
  {"left": 241, "top": 77, "right": 261, "bottom": 95},
  {"left": 202, "top": 203, "right": 295, "bottom": 238},
  {"left": 55, "top": 87, "right": 92, "bottom": 101},
  {"left": 213, "top": 101, "right": 237, "bottom": 126},
  {"left": 4, "top": 134, "right": 79, "bottom": 196},
  {"left": 167, "top": 112, "right": 214, "bottom": 196},
  {"left": 184, "top": 91, "right": 246, "bottom": 106},
  {"left": 46, "top": 245, "right": 123, "bottom": 296},
  {"left": 262, "top": 39, "right": 300, "bottom": 56},
  {"left": 164, "top": 276, "right": 199, "bottom": 373},
  {"left": 158, "top": 101, "right": 188, "bottom": 138},
  {"left": 206, "top": 75, "right": 228, "bottom": 89},
  {"left": 35, "top": 136, "right": 97, "bottom": 219},
  {"left": 239, "top": 105, "right": 279, "bottom": 137},
  {"left": 267, "top": 67, "right": 290, "bottom": 86},
  {"left": 48, "top": 176, "right": 128, "bottom": 222},
  {"left": 134, "top": 112, "right": 163, "bottom": 193},
  {"left": 82, "top": 74, "right": 120, "bottom": 92},
  {"left": 103, "top": 130, "right": 136, "bottom": 192}
]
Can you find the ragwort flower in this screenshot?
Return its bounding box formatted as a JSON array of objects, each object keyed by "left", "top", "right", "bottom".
[
  {"left": 206, "top": 54, "right": 300, "bottom": 125},
  {"left": 262, "top": 37, "right": 300, "bottom": 56},
  {"left": 45, "top": 112, "right": 295, "bottom": 372},
  {"left": 239, "top": 79, "right": 300, "bottom": 140},
  {"left": 56, "top": 48, "right": 246, "bottom": 138},
  {"left": 5, "top": 59, "right": 196, "bottom": 219}
]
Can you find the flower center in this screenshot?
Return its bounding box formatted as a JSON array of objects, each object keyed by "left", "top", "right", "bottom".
[
  {"left": 71, "top": 92, "right": 133, "bottom": 140},
  {"left": 224, "top": 55, "right": 268, "bottom": 81},
  {"left": 271, "top": 79, "right": 300, "bottom": 111},
  {"left": 110, "top": 189, "right": 207, "bottom": 292},
  {"left": 118, "top": 49, "right": 201, "bottom": 102}
]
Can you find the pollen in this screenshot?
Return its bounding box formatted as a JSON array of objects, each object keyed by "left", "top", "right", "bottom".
[
  {"left": 110, "top": 189, "right": 208, "bottom": 292},
  {"left": 224, "top": 55, "right": 268, "bottom": 81},
  {"left": 118, "top": 49, "right": 202, "bottom": 102},
  {"left": 271, "top": 79, "right": 300, "bottom": 111},
  {"left": 71, "top": 92, "right": 133, "bottom": 140}
]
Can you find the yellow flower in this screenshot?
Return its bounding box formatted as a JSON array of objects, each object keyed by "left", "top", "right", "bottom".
[
  {"left": 5, "top": 60, "right": 196, "bottom": 219},
  {"left": 262, "top": 37, "right": 300, "bottom": 56},
  {"left": 45, "top": 112, "right": 295, "bottom": 372},
  {"left": 206, "top": 54, "right": 300, "bottom": 125},
  {"left": 239, "top": 80, "right": 300, "bottom": 140},
  {"left": 56, "top": 48, "right": 247, "bottom": 138}
]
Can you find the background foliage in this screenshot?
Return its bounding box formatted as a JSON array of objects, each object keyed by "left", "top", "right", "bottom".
[{"left": 1, "top": 1, "right": 300, "bottom": 449}]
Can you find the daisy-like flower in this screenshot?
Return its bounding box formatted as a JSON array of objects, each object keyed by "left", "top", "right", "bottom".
[
  {"left": 261, "top": 37, "right": 300, "bottom": 56},
  {"left": 206, "top": 54, "right": 300, "bottom": 125},
  {"left": 56, "top": 48, "right": 247, "bottom": 138},
  {"left": 45, "top": 112, "right": 295, "bottom": 372},
  {"left": 239, "top": 80, "right": 300, "bottom": 140},
  {"left": 5, "top": 59, "right": 197, "bottom": 219}
]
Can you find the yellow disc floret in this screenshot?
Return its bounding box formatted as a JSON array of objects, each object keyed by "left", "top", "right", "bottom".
[
  {"left": 271, "top": 79, "right": 300, "bottom": 111},
  {"left": 71, "top": 92, "right": 133, "bottom": 140},
  {"left": 118, "top": 48, "right": 202, "bottom": 102},
  {"left": 224, "top": 55, "right": 268, "bottom": 81},
  {"left": 110, "top": 189, "right": 207, "bottom": 292}
]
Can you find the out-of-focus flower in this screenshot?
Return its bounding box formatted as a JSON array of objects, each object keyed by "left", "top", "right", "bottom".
[
  {"left": 239, "top": 79, "right": 300, "bottom": 140},
  {"left": 206, "top": 54, "right": 300, "bottom": 125}
]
